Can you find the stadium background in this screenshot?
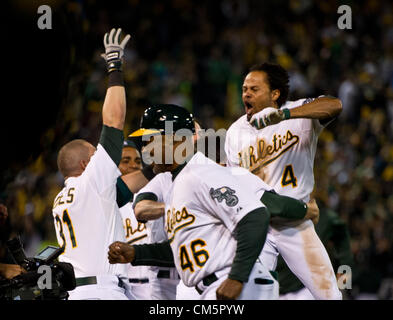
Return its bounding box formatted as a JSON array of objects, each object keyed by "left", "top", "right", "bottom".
[{"left": 1, "top": 0, "right": 392, "bottom": 299}]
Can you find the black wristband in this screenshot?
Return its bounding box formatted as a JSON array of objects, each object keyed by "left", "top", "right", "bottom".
[
  {"left": 141, "top": 165, "right": 156, "bottom": 181},
  {"left": 108, "top": 70, "right": 124, "bottom": 87}
]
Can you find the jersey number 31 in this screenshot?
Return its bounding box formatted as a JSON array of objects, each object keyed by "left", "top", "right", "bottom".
[{"left": 55, "top": 209, "right": 77, "bottom": 250}]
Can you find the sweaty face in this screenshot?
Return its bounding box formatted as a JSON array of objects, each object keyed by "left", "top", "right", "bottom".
[
  {"left": 242, "top": 71, "right": 278, "bottom": 121},
  {"left": 119, "top": 147, "right": 142, "bottom": 175}
]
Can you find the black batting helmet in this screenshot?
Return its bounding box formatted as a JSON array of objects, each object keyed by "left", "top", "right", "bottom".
[{"left": 129, "top": 104, "right": 195, "bottom": 137}]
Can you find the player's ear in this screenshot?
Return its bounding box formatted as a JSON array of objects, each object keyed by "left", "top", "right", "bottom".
[
  {"left": 80, "top": 159, "right": 89, "bottom": 171},
  {"left": 271, "top": 89, "right": 280, "bottom": 103}
]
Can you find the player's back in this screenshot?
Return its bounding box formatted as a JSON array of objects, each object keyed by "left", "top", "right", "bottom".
[{"left": 52, "top": 144, "right": 127, "bottom": 278}]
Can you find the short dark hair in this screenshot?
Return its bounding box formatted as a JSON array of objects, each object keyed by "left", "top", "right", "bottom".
[{"left": 249, "top": 62, "right": 290, "bottom": 107}]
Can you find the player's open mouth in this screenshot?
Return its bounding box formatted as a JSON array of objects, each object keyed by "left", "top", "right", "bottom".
[{"left": 245, "top": 102, "right": 254, "bottom": 119}]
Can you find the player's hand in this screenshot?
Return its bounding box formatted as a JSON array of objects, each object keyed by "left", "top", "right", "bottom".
[
  {"left": 249, "top": 107, "right": 289, "bottom": 129},
  {"left": 102, "top": 28, "right": 131, "bottom": 73},
  {"left": 305, "top": 198, "right": 319, "bottom": 225},
  {"left": 216, "top": 278, "right": 243, "bottom": 300},
  {"left": 108, "top": 241, "right": 135, "bottom": 264},
  {"left": 0, "top": 263, "right": 26, "bottom": 279}
]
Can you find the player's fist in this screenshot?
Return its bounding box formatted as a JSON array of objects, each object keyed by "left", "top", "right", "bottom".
[
  {"left": 305, "top": 198, "right": 320, "bottom": 225},
  {"left": 216, "top": 278, "right": 243, "bottom": 300},
  {"left": 108, "top": 241, "right": 135, "bottom": 264},
  {"left": 102, "top": 28, "right": 131, "bottom": 73},
  {"left": 249, "top": 107, "right": 290, "bottom": 129}
]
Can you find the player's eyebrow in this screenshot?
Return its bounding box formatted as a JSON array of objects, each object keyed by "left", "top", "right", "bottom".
[
  {"left": 242, "top": 85, "right": 259, "bottom": 89},
  {"left": 121, "top": 156, "right": 131, "bottom": 161}
]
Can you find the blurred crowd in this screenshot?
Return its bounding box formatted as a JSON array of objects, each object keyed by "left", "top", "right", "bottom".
[{"left": 1, "top": 0, "right": 393, "bottom": 298}]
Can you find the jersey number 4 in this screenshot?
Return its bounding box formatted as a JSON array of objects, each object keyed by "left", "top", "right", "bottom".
[
  {"left": 281, "top": 164, "right": 297, "bottom": 188},
  {"left": 180, "top": 239, "right": 209, "bottom": 273},
  {"left": 55, "top": 209, "right": 77, "bottom": 250}
]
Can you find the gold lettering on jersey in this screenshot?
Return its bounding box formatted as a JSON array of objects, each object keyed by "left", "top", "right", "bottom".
[
  {"left": 166, "top": 207, "right": 195, "bottom": 242},
  {"left": 53, "top": 188, "right": 75, "bottom": 209},
  {"left": 238, "top": 130, "right": 299, "bottom": 171},
  {"left": 127, "top": 234, "right": 148, "bottom": 244},
  {"left": 124, "top": 218, "right": 147, "bottom": 239}
]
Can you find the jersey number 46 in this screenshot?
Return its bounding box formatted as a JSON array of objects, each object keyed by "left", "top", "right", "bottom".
[{"left": 179, "top": 239, "right": 209, "bottom": 273}]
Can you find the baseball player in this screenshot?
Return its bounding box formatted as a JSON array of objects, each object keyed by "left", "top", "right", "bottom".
[
  {"left": 118, "top": 140, "right": 151, "bottom": 299},
  {"left": 109, "top": 105, "right": 320, "bottom": 300},
  {"left": 129, "top": 113, "right": 204, "bottom": 300},
  {"left": 277, "top": 204, "right": 353, "bottom": 299},
  {"left": 225, "top": 62, "right": 343, "bottom": 300},
  {"left": 52, "top": 29, "right": 156, "bottom": 300}
]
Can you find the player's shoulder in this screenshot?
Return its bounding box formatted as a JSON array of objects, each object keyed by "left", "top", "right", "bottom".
[
  {"left": 184, "top": 152, "right": 237, "bottom": 187},
  {"left": 283, "top": 96, "right": 325, "bottom": 110},
  {"left": 282, "top": 98, "right": 309, "bottom": 110},
  {"left": 152, "top": 171, "right": 172, "bottom": 181},
  {"left": 138, "top": 171, "right": 172, "bottom": 196},
  {"left": 227, "top": 114, "right": 248, "bottom": 132},
  {"left": 179, "top": 152, "right": 220, "bottom": 183}
]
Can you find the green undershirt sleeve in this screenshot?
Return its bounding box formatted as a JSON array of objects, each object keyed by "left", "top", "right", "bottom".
[
  {"left": 116, "top": 177, "right": 133, "bottom": 208},
  {"left": 99, "top": 124, "right": 124, "bottom": 166},
  {"left": 261, "top": 191, "right": 307, "bottom": 220},
  {"left": 131, "top": 241, "right": 175, "bottom": 268},
  {"left": 132, "top": 192, "right": 159, "bottom": 209},
  {"left": 229, "top": 207, "right": 270, "bottom": 282}
]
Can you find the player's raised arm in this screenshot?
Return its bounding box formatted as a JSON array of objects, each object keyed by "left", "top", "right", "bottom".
[
  {"left": 97, "top": 28, "right": 131, "bottom": 169},
  {"left": 102, "top": 28, "right": 130, "bottom": 130}
]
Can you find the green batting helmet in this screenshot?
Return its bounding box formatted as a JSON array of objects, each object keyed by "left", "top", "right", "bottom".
[{"left": 129, "top": 104, "right": 195, "bottom": 137}]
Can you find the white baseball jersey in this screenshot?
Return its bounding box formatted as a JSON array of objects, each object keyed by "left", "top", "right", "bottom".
[
  {"left": 119, "top": 202, "right": 150, "bottom": 280},
  {"left": 52, "top": 144, "right": 128, "bottom": 279},
  {"left": 225, "top": 98, "right": 342, "bottom": 300},
  {"left": 225, "top": 98, "right": 325, "bottom": 202},
  {"left": 165, "top": 152, "right": 267, "bottom": 287}
]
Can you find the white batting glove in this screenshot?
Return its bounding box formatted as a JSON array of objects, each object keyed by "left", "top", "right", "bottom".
[
  {"left": 102, "top": 28, "right": 131, "bottom": 73},
  {"left": 249, "top": 107, "right": 291, "bottom": 129}
]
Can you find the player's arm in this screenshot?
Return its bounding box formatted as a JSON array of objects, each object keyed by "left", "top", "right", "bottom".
[
  {"left": 283, "top": 96, "right": 342, "bottom": 121},
  {"left": 250, "top": 96, "right": 342, "bottom": 129},
  {"left": 98, "top": 28, "right": 130, "bottom": 166},
  {"left": 217, "top": 207, "right": 270, "bottom": 300},
  {"left": 115, "top": 168, "right": 159, "bottom": 208},
  {"left": 261, "top": 191, "right": 319, "bottom": 223},
  {"left": 108, "top": 241, "right": 175, "bottom": 267},
  {"left": 97, "top": 29, "right": 153, "bottom": 204},
  {"left": 119, "top": 166, "right": 156, "bottom": 194},
  {"left": 133, "top": 193, "right": 165, "bottom": 221}
]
